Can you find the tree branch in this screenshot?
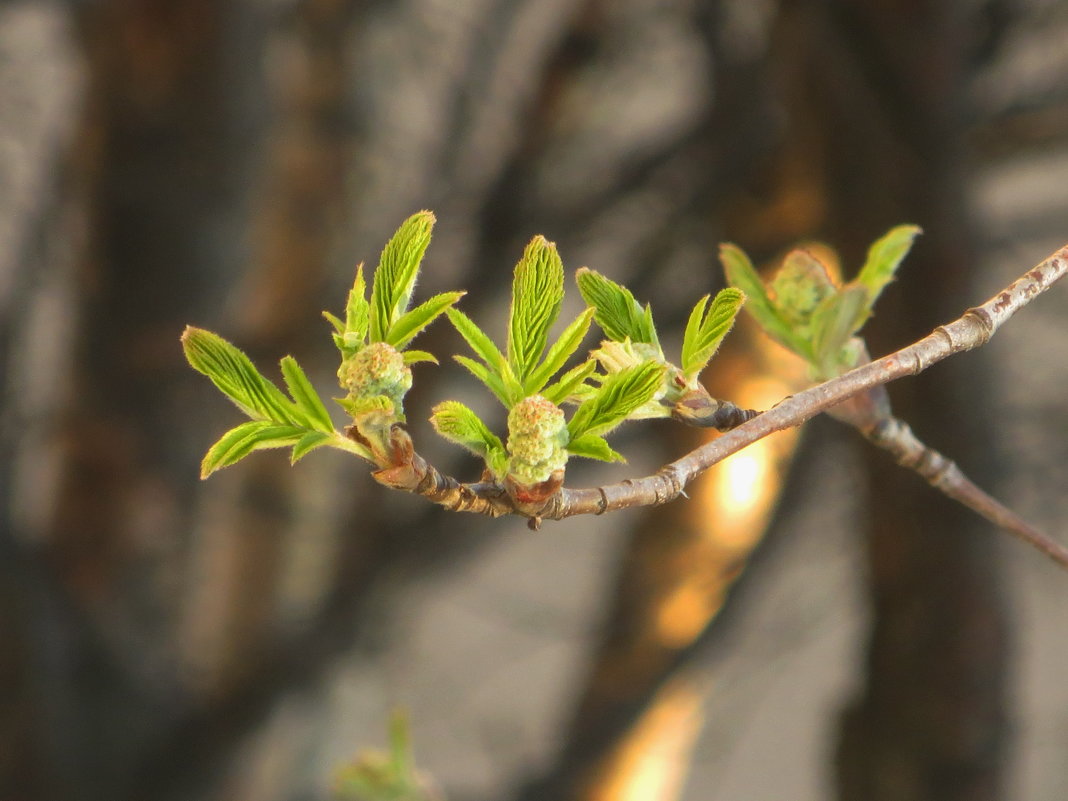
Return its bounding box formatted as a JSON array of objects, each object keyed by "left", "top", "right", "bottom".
[{"left": 373, "top": 243, "right": 1068, "bottom": 563}]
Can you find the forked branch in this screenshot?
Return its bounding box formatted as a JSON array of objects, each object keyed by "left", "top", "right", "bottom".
[{"left": 387, "top": 244, "right": 1068, "bottom": 567}]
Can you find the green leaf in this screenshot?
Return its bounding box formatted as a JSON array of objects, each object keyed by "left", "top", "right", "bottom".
[
  {"left": 508, "top": 236, "right": 565, "bottom": 381},
  {"left": 454, "top": 356, "right": 514, "bottom": 407},
  {"left": 386, "top": 290, "right": 465, "bottom": 350},
  {"left": 369, "top": 211, "right": 435, "bottom": 342},
  {"left": 323, "top": 311, "right": 345, "bottom": 335},
  {"left": 345, "top": 263, "right": 370, "bottom": 344},
  {"left": 200, "top": 421, "right": 305, "bottom": 478},
  {"left": 430, "top": 400, "right": 505, "bottom": 460},
  {"left": 182, "top": 327, "right": 302, "bottom": 426},
  {"left": 769, "top": 250, "right": 837, "bottom": 326},
  {"left": 279, "top": 356, "right": 335, "bottom": 433},
  {"left": 810, "top": 285, "right": 869, "bottom": 375},
  {"left": 523, "top": 307, "right": 595, "bottom": 395},
  {"left": 855, "top": 224, "right": 921, "bottom": 309},
  {"left": 566, "top": 433, "right": 625, "bottom": 463},
  {"left": 446, "top": 308, "right": 508, "bottom": 376},
  {"left": 402, "top": 349, "right": 438, "bottom": 365},
  {"left": 720, "top": 244, "right": 810, "bottom": 359},
  {"left": 542, "top": 359, "right": 597, "bottom": 406},
  {"left": 680, "top": 287, "right": 744, "bottom": 378},
  {"left": 567, "top": 361, "right": 666, "bottom": 440},
  {"left": 290, "top": 431, "right": 333, "bottom": 463},
  {"left": 575, "top": 267, "right": 658, "bottom": 346}
]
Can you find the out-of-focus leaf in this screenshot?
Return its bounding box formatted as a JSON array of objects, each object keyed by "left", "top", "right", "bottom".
[
  {"left": 855, "top": 224, "right": 921, "bottom": 311},
  {"left": 811, "top": 285, "right": 869, "bottom": 376},
  {"left": 720, "top": 243, "right": 812, "bottom": 359},
  {"left": 769, "top": 249, "right": 837, "bottom": 325}
]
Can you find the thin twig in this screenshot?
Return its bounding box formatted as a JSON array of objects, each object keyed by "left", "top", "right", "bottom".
[
  {"left": 378, "top": 244, "right": 1068, "bottom": 565},
  {"left": 862, "top": 416, "right": 1068, "bottom": 568}
]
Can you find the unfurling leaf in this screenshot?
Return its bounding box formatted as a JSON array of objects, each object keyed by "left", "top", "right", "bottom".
[
  {"left": 720, "top": 244, "right": 809, "bottom": 358},
  {"left": 182, "top": 327, "right": 302, "bottom": 426},
  {"left": 542, "top": 359, "right": 597, "bottom": 405},
  {"left": 523, "top": 307, "right": 595, "bottom": 396},
  {"left": 575, "top": 267, "right": 658, "bottom": 346},
  {"left": 200, "top": 421, "right": 305, "bottom": 478},
  {"left": 566, "top": 433, "right": 625, "bottom": 463},
  {"left": 567, "top": 361, "right": 667, "bottom": 440},
  {"left": 430, "top": 401, "right": 505, "bottom": 462},
  {"left": 447, "top": 309, "right": 511, "bottom": 376},
  {"left": 387, "top": 291, "right": 465, "bottom": 350},
  {"left": 680, "top": 287, "right": 745, "bottom": 379},
  {"left": 370, "top": 210, "right": 435, "bottom": 342},
  {"left": 810, "top": 285, "right": 869, "bottom": 376},
  {"left": 769, "top": 250, "right": 837, "bottom": 326},
  {"left": 280, "top": 356, "right": 335, "bottom": 433},
  {"left": 454, "top": 356, "right": 514, "bottom": 408},
  {"left": 855, "top": 224, "right": 921, "bottom": 310},
  {"left": 508, "top": 236, "right": 565, "bottom": 381}
]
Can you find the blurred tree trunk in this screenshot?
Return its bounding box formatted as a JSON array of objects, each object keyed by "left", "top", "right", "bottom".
[{"left": 771, "top": 2, "right": 1012, "bottom": 799}]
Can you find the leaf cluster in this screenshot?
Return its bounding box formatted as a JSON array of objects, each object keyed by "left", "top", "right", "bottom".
[
  {"left": 722, "top": 225, "right": 920, "bottom": 377},
  {"left": 576, "top": 267, "right": 744, "bottom": 391},
  {"left": 182, "top": 327, "right": 368, "bottom": 477},
  {"left": 432, "top": 237, "right": 667, "bottom": 477},
  {"left": 323, "top": 210, "right": 464, "bottom": 367}
]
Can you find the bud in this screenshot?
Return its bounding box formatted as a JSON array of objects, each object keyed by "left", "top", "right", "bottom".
[
  {"left": 339, "top": 341, "right": 413, "bottom": 411},
  {"left": 506, "top": 395, "right": 568, "bottom": 485},
  {"left": 769, "top": 249, "right": 836, "bottom": 326}
]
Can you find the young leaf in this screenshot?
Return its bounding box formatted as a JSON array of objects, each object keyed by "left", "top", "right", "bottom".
[
  {"left": 446, "top": 308, "right": 509, "bottom": 376},
  {"left": 810, "top": 285, "right": 869, "bottom": 375},
  {"left": 508, "top": 236, "right": 565, "bottom": 381},
  {"left": 290, "top": 431, "right": 333, "bottom": 463},
  {"left": 855, "top": 224, "right": 921, "bottom": 308},
  {"left": 567, "top": 361, "right": 666, "bottom": 440},
  {"left": 200, "top": 421, "right": 306, "bottom": 478},
  {"left": 386, "top": 291, "right": 465, "bottom": 350},
  {"left": 279, "top": 356, "right": 335, "bottom": 433},
  {"left": 522, "top": 307, "right": 595, "bottom": 396},
  {"left": 430, "top": 400, "right": 506, "bottom": 460},
  {"left": 182, "top": 327, "right": 302, "bottom": 426},
  {"left": 680, "top": 287, "right": 744, "bottom": 378},
  {"left": 720, "top": 244, "right": 810, "bottom": 358},
  {"left": 402, "top": 350, "right": 438, "bottom": 365},
  {"left": 345, "top": 263, "right": 370, "bottom": 344},
  {"left": 454, "top": 355, "right": 514, "bottom": 407},
  {"left": 575, "top": 267, "right": 658, "bottom": 345},
  {"left": 542, "top": 359, "right": 597, "bottom": 406},
  {"left": 369, "top": 211, "right": 435, "bottom": 342},
  {"left": 566, "top": 433, "right": 625, "bottom": 463}
]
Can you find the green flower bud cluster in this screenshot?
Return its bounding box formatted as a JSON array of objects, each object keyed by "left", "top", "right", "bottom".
[
  {"left": 506, "top": 395, "right": 569, "bottom": 485},
  {"left": 339, "top": 341, "right": 413, "bottom": 413}
]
